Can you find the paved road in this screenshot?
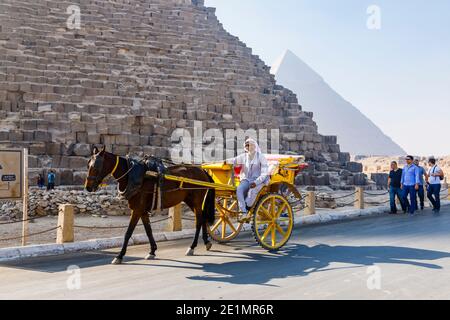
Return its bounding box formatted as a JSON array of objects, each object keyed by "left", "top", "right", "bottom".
[{"left": 1, "top": 207, "right": 450, "bottom": 300}]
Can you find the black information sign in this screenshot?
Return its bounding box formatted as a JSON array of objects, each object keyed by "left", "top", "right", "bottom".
[{"left": 2, "top": 174, "right": 16, "bottom": 182}]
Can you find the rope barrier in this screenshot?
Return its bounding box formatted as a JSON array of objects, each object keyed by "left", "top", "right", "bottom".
[
  {"left": 364, "top": 191, "right": 389, "bottom": 196},
  {"left": 74, "top": 225, "right": 130, "bottom": 230},
  {"left": 0, "top": 226, "right": 61, "bottom": 242},
  {"left": 332, "top": 191, "right": 358, "bottom": 200},
  {"left": 365, "top": 199, "right": 391, "bottom": 205},
  {"left": 0, "top": 215, "right": 52, "bottom": 225},
  {"left": 74, "top": 216, "right": 171, "bottom": 230},
  {"left": 151, "top": 216, "right": 171, "bottom": 224},
  {"left": 336, "top": 199, "right": 358, "bottom": 207}
]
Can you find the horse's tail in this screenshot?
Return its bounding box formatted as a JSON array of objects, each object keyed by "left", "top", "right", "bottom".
[{"left": 202, "top": 171, "right": 216, "bottom": 226}]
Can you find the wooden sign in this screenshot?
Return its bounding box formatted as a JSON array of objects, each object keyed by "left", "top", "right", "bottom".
[{"left": 0, "top": 149, "right": 24, "bottom": 200}]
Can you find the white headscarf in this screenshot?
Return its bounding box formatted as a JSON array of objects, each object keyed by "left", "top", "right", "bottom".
[{"left": 245, "top": 138, "right": 261, "bottom": 155}]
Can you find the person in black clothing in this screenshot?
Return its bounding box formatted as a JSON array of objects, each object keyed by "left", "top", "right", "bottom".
[
  {"left": 388, "top": 161, "right": 406, "bottom": 214},
  {"left": 37, "top": 174, "right": 45, "bottom": 189},
  {"left": 414, "top": 159, "right": 426, "bottom": 210}
]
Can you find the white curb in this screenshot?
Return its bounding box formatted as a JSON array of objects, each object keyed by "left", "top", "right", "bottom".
[{"left": 1, "top": 201, "right": 448, "bottom": 263}]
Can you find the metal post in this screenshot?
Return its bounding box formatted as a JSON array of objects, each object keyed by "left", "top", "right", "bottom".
[
  {"left": 57, "top": 204, "right": 74, "bottom": 244},
  {"left": 443, "top": 178, "right": 449, "bottom": 200},
  {"left": 21, "top": 148, "right": 29, "bottom": 246},
  {"left": 167, "top": 204, "right": 182, "bottom": 232}
]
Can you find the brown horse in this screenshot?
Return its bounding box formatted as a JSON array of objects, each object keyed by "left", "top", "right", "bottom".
[{"left": 85, "top": 146, "right": 216, "bottom": 265}]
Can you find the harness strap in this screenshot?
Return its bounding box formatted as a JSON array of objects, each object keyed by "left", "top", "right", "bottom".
[
  {"left": 201, "top": 190, "right": 209, "bottom": 211},
  {"left": 151, "top": 181, "right": 158, "bottom": 212},
  {"left": 111, "top": 156, "right": 120, "bottom": 176}
]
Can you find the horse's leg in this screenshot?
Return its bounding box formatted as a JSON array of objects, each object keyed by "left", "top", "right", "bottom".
[
  {"left": 141, "top": 214, "right": 158, "bottom": 260},
  {"left": 186, "top": 209, "right": 202, "bottom": 256},
  {"left": 202, "top": 220, "right": 212, "bottom": 251},
  {"left": 112, "top": 212, "right": 140, "bottom": 265}
]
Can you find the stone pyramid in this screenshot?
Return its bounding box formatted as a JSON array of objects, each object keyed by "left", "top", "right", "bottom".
[{"left": 0, "top": 0, "right": 360, "bottom": 186}]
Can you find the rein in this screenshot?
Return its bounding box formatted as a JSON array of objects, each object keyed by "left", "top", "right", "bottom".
[
  {"left": 111, "top": 156, "right": 133, "bottom": 182},
  {"left": 86, "top": 156, "right": 132, "bottom": 188}
]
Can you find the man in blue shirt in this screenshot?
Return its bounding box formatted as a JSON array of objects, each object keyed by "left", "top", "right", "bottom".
[
  {"left": 47, "top": 170, "right": 56, "bottom": 191},
  {"left": 414, "top": 159, "right": 426, "bottom": 210},
  {"left": 401, "top": 156, "right": 420, "bottom": 214}
]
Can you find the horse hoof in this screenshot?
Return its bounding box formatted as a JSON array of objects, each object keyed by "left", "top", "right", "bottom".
[
  {"left": 206, "top": 242, "right": 213, "bottom": 251},
  {"left": 185, "top": 248, "right": 195, "bottom": 256},
  {"left": 111, "top": 258, "right": 122, "bottom": 265},
  {"left": 145, "top": 254, "right": 156, "bottom": 260}
]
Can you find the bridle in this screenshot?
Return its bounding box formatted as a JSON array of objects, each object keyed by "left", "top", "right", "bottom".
[{"left": 86, "top": 154, "right": 132, "bottom": 188}]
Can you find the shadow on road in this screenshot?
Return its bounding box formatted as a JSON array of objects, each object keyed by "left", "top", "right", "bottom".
[
  {"left": 1, "top": 244, "right": 449, "bottom": 283},
  {"left": 0, "top": 251, "right": 141, "bottom": 273},
  {"left": 171, "top": 244, "right": 450, "bottom": 285}
]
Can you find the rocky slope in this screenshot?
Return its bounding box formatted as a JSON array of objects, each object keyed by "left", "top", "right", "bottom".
[{"left": 0, "top": 0, "right": 366, "bottom": 187}]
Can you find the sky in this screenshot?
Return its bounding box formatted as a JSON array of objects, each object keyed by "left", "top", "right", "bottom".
[{"left": 205, "top": 0, "right": 450, "bottom": 156}]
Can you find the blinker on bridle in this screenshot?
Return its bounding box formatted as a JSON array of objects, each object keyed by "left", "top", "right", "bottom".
[{"left": 86, "top": 155, "right": 121, "bottom": 188}]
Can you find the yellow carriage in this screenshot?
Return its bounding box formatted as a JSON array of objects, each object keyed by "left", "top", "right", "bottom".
[
  {"left": 202, "top": 155, "right": 307, "bottom": 251},
  {"left": 147, "top": 155, "right": 307, "bottom": 251}
]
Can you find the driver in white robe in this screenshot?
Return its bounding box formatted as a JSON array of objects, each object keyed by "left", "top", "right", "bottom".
[{"left": 227, "top": 138, "right": 270, "bottom": 215}]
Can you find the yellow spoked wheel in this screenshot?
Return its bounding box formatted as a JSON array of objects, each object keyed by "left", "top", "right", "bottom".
[
  {"left": 207, "top": 197, "right": 244, "bottom": 243},
  {"left": 252, "top": 193, "right": 294, "bottom": 252}
]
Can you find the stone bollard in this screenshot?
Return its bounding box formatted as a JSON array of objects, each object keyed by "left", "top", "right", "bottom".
[
  {"left": 167, "top": 204, "right": 182, "bottom": 232},
  {"left": 443, "top": 178, "right": 449, "bottom": 200},
  {"left": 305, "top": 191, "right": 316, "bottom": 215},
  {"left": 355, "top": 187, "right": 365, "bottom": 210},
  {"left": 57, "top": 204, "right": 74, "bottom": 244}
]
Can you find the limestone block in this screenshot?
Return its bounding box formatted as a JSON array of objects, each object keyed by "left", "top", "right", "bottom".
[
  {"left": 73, "top": 172, "right": 87, "bottom": 186},
  {"left": 87, "top": 134, "right": 101, "bottom": 144},
  {"left": 73, "top": 144, "right": 91, "bottom": 157},
  {"left": 70, "top": 157, "right": 88, "bottom": 169},
  {"left": 0, "top": 131, "right": 9, "bottom": 141},
  {"left": 46, "top": 143, "right": 62, "bottom": 155},
  {"left": 34, "top": 131, "right": 52, "bottom": 142},
  {"left": 9, "top": 131, "right": 24, "bottom": 141}
]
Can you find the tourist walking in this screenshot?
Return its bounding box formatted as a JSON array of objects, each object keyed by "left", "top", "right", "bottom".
[
  {"left": 414, "top": 159, "right": 426, "bottom": 210},
  {"left": 426, "top": 157, "right": 444, "bottom": 213},
  {"left": 388, "top": 161, "right": 406, "bottom": 214},
  {"left": 47, "top": 170, "right": 56, "bottom": 191},
  {"left": 401, "top": 156, "right": 420, "bottom": 215}
]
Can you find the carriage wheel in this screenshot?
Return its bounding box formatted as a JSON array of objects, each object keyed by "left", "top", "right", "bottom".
[
  {"left": 207, "top": 197, "right": 244, "bottom": 243},
  {"left": 252, "top": 193, "right": 294, "bottom": 252}
]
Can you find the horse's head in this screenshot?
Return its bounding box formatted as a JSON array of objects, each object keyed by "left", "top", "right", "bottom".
[{"left": 85, "top": 145, "right": 112, "bottom": 192}]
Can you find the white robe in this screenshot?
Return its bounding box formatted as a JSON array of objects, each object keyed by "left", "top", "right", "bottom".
[{"left": 229, "top": 152, "right": 269, "bottom": 211}]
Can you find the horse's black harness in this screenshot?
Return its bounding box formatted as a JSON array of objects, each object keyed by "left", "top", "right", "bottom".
[{"left": 117, "top": 156, "right": 167, "bottom": 209}]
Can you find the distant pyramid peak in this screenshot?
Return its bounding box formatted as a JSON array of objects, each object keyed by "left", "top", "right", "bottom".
[
  {"left": 273, "top": 50, "right": 405, "bottom": 156},
  {"left": 272, "top": 49, "right": 324, "bottom": 86}
]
